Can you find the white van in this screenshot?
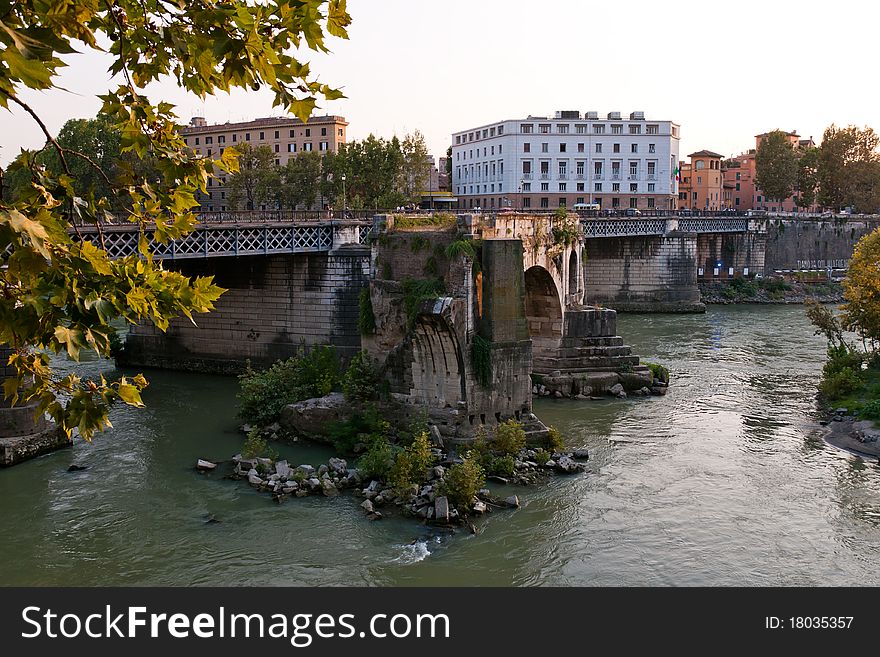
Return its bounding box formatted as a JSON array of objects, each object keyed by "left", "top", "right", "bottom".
[{"left": 572, "top": 203, "right": 601, "bottom": 211}]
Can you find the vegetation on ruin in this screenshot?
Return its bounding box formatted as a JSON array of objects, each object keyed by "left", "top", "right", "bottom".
[
  {"left": 471, "top": 334, "right": 492, "bottom": 387},
  {"left": 401, "top": 277, "right": 447, "bottom": 327},
  {"left": 439, "top": 454, "right": 485, "bottom": 511},
  {"left": 0, "top": 0, "right": 349, "bottom": 440},
  {"left": 642, "top": 362, "right": 670, "bottom": 385},
  {"left": 237, "top": 345, "right": 340, "bottom": 427},
  {"left": 393, "top": 213, "right": 457, "bottom": 231},
  {"left": 446, "top": 238, "right": 478, "bottom": 260},
  {"left": 358, "top": 287, "right": 376, "bottom": 335},
  {"left": 547, "top": 425, "right": 565, "bottom": 452}
]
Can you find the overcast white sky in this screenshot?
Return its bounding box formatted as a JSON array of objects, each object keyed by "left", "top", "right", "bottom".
[{"left": 2, "top": 0, "right": 878, "bottom": 166}]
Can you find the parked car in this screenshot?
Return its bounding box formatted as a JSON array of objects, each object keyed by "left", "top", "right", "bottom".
[
  {"left": 572, "top": 202, "right": 601, "bottom": 212},
  {"left": 746, "top": 209, "right": 767, "bottom": 217},
  {"left": 624, "top": 208, "right": 642, "bottom": 217}
]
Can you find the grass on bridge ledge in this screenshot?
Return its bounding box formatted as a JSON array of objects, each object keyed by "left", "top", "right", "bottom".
[{"left": 391, "top": 213, "right": 457, "bottom": 231}]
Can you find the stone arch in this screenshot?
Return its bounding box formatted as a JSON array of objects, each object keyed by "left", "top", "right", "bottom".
[
  {"left": 410, "top": 314, "right": 466, "bottom": 408},
  {"left": 524, "top": 265, "right": 563, "bottom": 353}
]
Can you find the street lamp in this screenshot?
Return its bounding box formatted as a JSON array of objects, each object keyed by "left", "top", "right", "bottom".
[
  {"left": 519, "top": 179, "right": 524, "bottom": 211},
  {"left": 341, "top": 173, "right": 346, "bottom": 216}
]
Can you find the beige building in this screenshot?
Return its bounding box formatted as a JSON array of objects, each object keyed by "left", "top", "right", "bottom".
[
  {"left": 677, "top": 150, "right": 724, "bottom": 210},
  {"left": 182, "top": 115, "right": 348, "bottom": 211}
]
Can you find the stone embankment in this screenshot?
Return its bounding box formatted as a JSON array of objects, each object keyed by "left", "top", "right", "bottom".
[
  {"left": 196, "top": 446, "right": 590, "bottom": 528},
  {"left": 701, "top": 280, "right": 843, "bottom": 305}
]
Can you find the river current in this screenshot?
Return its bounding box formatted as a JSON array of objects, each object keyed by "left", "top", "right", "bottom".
[{"left": 1, "top": 305, "right": 878, "bottom": 586}]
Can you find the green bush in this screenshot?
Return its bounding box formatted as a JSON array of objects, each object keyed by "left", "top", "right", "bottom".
[
  {"left": 242, "top": 428, "right": 277, "bottom": 461},
  {"left": 237, "top": 346, "right": 340, "bottom": 426},
  {"left": 328, "top": 405, "right": 388, "bottom": 453},
  {"left": 546, "top": 426, "right": 564, "bottom": 452},
  {"left": 388, "top": 431, "right": 435, "bottom": 493},
  {"left": 440, "top": 454, "right": 485, "bottom": 511},
  {"left": 860, "top": 399, "right": 880, "bottom": 420},
  {"left": 343, "top": 350, "right": 380, "bottom": 403},
  {"left": 820, "top": 367, "right": 862, "bottom": 400},
  {"left": 445, "top": 239, "right": 477, "bottom": 259},
  {"left": 357, "top": 436, "right": 396, "bottom": 480},
  {"left": 494, "top": 419, "right": 526, "bottom": 456},
  {"left": 358, "top": 287, "right": 376, "bottom": 335},
  {"left": 471, "top": 334, "right": 492, "bottom": 387},
  {"left": 721, "top": 277, "right": 758, "bottom": 299},
  {"left": 401, "top": 278, "right": 446, "bottom": 327},
  {"left": 533, "top": 448, "right": 551, "bottom": 466},
  {"left": 486, "top": 453, "right": 515, "bottom": 477}
]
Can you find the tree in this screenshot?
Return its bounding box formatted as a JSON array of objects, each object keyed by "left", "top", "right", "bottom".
[
  {"left": 755, "top": 130, "right": 798, "bottom": 203},
  {"left": 227, "top": 143, "right": 275, "bottom": 210},
  {"left": 842, "top": 228, "right": 880, "bottom": 344},
  {"left": 0, "top": 1, "right": 350, "bottom": 440},
  {"left": 400, "top": 130, "right": 430, "bottom": 204},
  {"left": 817, "top": 124, "right": 880, "bottom": 211},
  {"left": 797, "top": 146, "right": 820, "bottom": 209},
  {"left": 280, "top": 152, "right": 323, "bottom": 210}
]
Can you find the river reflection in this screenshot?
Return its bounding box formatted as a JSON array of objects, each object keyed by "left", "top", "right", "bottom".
[{"left": 0, "top": 305, "right": 879, "bottom": 586}]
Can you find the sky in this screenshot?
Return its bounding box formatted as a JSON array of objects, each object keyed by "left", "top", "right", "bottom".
[{"left": 2, "top": 0, "right": 879, "bottom": 167}]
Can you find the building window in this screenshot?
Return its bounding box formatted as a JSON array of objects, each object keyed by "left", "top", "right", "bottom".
[
  {"left": 595, "top": 183, "right": 602, "bottom": 192},
  {"left": 541, "top": 182, "right": 549, "bottom": 191},
  {"left": 559, "top": 143, "right": 566, "bottom": 153},
  {"left": 232, "top": 134, "right": 237, "bottom": 142},
  {"left": 304, "top": 128, "right": 310, "bottom": 137},
  {"left": 523, "top": 142, "right": 531, "bottom": 153},
  {"left": 221, "top": 191, "right": 226, "bottom": 199},
  {"left": 596, "top": 143, "right": 602, "bottom": 153},
  {"left": 648, "top": 198, "right": 655, "bottom": 208},
  {"left": 540, "top": 197, "right": 549, "bottom": 208},
  {"left": 629, "top": 125, "right": 641, "bottom": 134},
  {"left": 321, "top": 127, "right": 327, "bottom": 136},
  {"left": 246, "top": 133, "right": 251, "bottom": 141},
  {"left": 577, "top": 197, "right": 585, "bottom": 204},
  {"left": 594, "top": 162, "right": 603, "bottom": 176},
  {"left": 576, "top": 161, "right": 585, "bottom": 176},
  {"left": 649, "top": 143, "right": 655, "bottom": 153},
  {"left": 195, "top": 137, "right": 200, "bottom": 145},
  {"left": 218, "top": 135, "right": 225, "bottom": 144},
  {"left": 559, "top": 182, "right": 567, "bottom": 191},
  {"left": 695, "top": 160, "right": 705, "bottom": 170},
  {"left": 631, "top": 144, "right": 638, "bottom": 153},
  {"left": 539, "top": 124, "right": 550, "bottom": 134},
  {"left": 646, "top": 125, "right": 659, "bottom": 134},
  {"left": 320, "top": 141, "right": 328, "bottom": 151},
  {"left": 735, "top": 183, "right": 740, "bottom": 191},
  {"left": 558, "top": 124, "right": 569, "bottom": 134},
  {"left": 576, "top": 124, "right": 587, "bottom": 134},
  {"left": 205, "top": 136, "right": 213, "bottom": 144},
  {"left": 612, "top": 183, "right": 620, "bottom": 192},
  {"left": 338, "top": 128, "right": 343, "bottom": 137},
  {"left": 559, "top": 197, "right": 566, "bottom": 206},
  {"left": 630, "top": 198, "right": 638, "bottom": 208},
  {"left": 305, "top": 143, "right": 313, "bottom": 151},
  {"left": 522, "top": 182, "right": 531, "bottom": 191},
  {"left": 736, "top": 172, "right": 741, "bottom": 180},
  {"left": 498, "top": 126, "right": 504, "bottom": 135},
  {"left": 288, "top": 143, "right": 296, "bottom": 152},
  {"left": 522, "top": 161, "right": 532, "bottom": 175},
  {"left": 541, "top": 143, "right": 549, "bottom": 153},
  {"left": 577, "top": 183, "right": 584, "bottom": 192},
  {"left": 184, "top": 137, "right": 188, "bottom": 145},
  {"left": 522, "top": 124, "right": 533, "bottom": 134},
  {"left": 735, "top": 197, "right": 740, "bottom": 205},
  {"left": 523, "top": 197, "right": 531, "bottom": 208},
  {"left": 630, "top": 162, "right": 638, "bottom": 176},
  {"left": 611, "top": 124, "right": 622, "bottom": 134},
  {"left": 613, "top": 144, "right": 620, "bottom": 153},
  {"left": 593, "top": 124, "right": 605, "bottom": 134},
  {"left": 648, "top": 183, "right": 655, "bottom": 192},
  {"left": 577, "top": 143, "right": 584, "bottom": 153},
  {"left": 612, "top": 197, "right": 620, "bottom": 208},
  {"left": 274, "top": 144, "right": 279, "bottom": 153},
  {"left": 630, "top": 183, "right": 638, "bottom": 192},
  {"left": 697, "top": 176, "right": 702, "bottom": 184},
  {"left": 207, "top": 148, "right": 212, "bottom": 156}
]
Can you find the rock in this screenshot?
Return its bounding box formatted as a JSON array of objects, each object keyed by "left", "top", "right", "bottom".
[
  {"left": 555, "top": 455, "right": 581, "bottom": 474},
  {"left": 551, "top": 370, "right": 562, "bottom": 377},
  {"left": 295, "top": 489, "right": 309, "bottom": 497},
  {"left": 609, "top": 383, "right": 625, "bottom": 397},
  {"left": 266, "top": 422, "right": 281, "bottom": 433},
  {"left": 472, "top": 501, "right": 487, "bottom": 514},
  {"left": 255, "top": 457, "right": 273, "bottom": 469},
  {"left": 328, "top": 457, "right": 348, "bottom": 475},
  {"left": 307, "top": 477, "right": 322, "bottom": 491},
  {"left": 488, "top": 475, "right": 509, "bottom": 484},
  {"left": 67, "top": 464, "right": 87, "bottom": 472},
  {"left": 553, "top": 390, "right": 564, "bottom": 398},
  {"left": 367, "top": 512, "right": 383, "bottom": 521},
  {"left": 282, "top": 482, "right": 299, "bottom": 493},
  {"left": 434, "top": 496, "right": 449, "bottom": 523},
  {"left": 581, "top": 386, "right": 593, "bottom": 397},
  {"left": 196, "top": 459, "right": 217, "bottom": 471},
  {"left": 429, "top": 425, "right": 445, "bottom": 449},
  {"left": 347, "top": 468, "right": 364, "bottom": 484},
  {"left": 364, "top": 489, "right": 378, "bottom": 500},
  {"left": 504, "top": 495, "right": 520, "bottom": 508},
  {"left": 650, "top": 386, "right": 667, "bottom": 396},
  {"left": 361, "top": 499, "right": 375, "bottom": 513},
  {"left": 432, "top": 465, "right": 446, "bottom": 480},
  {"left": 293, "top": 464, "right": 315, "bottom": 478},
  {"left": 241, "top": 424, "right": 253, "bottom": 434},
  {"left": 322, "top": 479, "right": 339, "bottom": 496},
  {"left": 835, "top": 407, "right": 848, "bottom": 415},
  {"left": 639, "top": 387, "right": 651, "bottom": 396},
  {"left": 367, "top": 480, "right": 381, "bottom": 492},
  {"left": 274, "top": 460, "right": 291, "bottom": 478},
  {"left": 317, "top": 464, "right": 329, "bottom": 477},
  {"left": 247, "top": 473, "right": 264, "bottom": 486},
  {"left": 545, "top": 459, "right": 557, "bottom": 469},
  {"left": 374, "top": 494, "right": 385, "bottom": 506},
  {"left": 532, "top": 385, "right": 539, "bottom": 394},
  {"left": 238, "top": 458, "right": 256, "bottom": 471},
  {"left": 572, "top": 448, "right": 590, "bottom": 460},
  {"left": 279, "top": 392, "right": 351, "bottom": 443},
  {"left": 419, "top": 484, "right": 434, "bottom": 498}
]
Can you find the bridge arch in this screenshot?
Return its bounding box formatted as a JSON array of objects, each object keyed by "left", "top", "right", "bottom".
[
  {"left": 524, "top": 265, "right": 563, "bottom": 352},
  {"left": 409, "top": 314, "right": 466, "bottom": 408}
]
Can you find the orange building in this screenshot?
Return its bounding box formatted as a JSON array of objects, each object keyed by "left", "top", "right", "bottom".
[{"left": 677, "top": 150, "right": 723, "bottom": 210}]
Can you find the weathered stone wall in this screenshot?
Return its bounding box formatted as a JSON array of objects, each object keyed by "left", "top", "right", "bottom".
[
  {"left": 121, "top": 246, "right": 371, "bottom": 373},
  {"left": 763, "top": 218, "right": 880, "bottom": 273},
  {"left": 583, "top": 234, "right": 704, "bottom": 312},
  {"left": 695, "top": 231, "right": 766, "bottom": 280}
]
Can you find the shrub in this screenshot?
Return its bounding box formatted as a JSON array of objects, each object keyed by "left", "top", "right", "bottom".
[
  {"left": 445, "top": 239, "right": 477, "bottom": 259},
  {"left": 242, "top": 428, "right": 277, "bottom": 461},
  {"left": 343, "top": 350, "right": 380, "bottom": 403},
  {"left": 357, "top": 436, "right": 396, "bottom": 480},
  {"left": 388, "top": 431, "right": 435, "bottom": 493},
  {"left": 546, "top": 426, "right": 564, "bottom": 452},
  {"left": 823, "top": 344, "right": 862, "bottom": 379},
  {"left": 401, "top": 277, "right": 446, "bottom": 327},
  {"left": 533, "top": 448, "right": 551, "bottom": 466},
  {"left": 493, "top": 419, "right": 526, "bottom": 456},
  {"left": 860, "top": 399, "right": 880, "bottom": 421},
  {"left": 237, "top": 346, "right": 340, "bottom": 426},
  {"left": 440, "top": 454, "right": 485, "bottom": 511},
  {"left": 820, "top": 367, "right": 862, "bottom": 400},
  {"left": 471, "top": 334, "right": 492, "bottom": 387},
  {"left": 328, "top": 405, "right": 388, "bottom": 453},
  {"left": 358, "top": 287, "right": 376, "bottom": 335},
  {"left": 721, "top": 277, "right": 758, "bottom": 299},
  {"left": 486, "top": 453, "right": 516, "bottom": 477}
]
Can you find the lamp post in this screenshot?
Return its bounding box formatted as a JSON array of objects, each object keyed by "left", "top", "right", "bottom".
[
  {"left": 519, "top": 179, "right": 524, "bottom": 211},
  {"left": 341, "top": 173, "right": 346, "bottom": 217}
]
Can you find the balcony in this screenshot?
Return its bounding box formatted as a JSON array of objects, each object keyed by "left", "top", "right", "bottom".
[
  {"left": 593, "top": 173, "right": 604, "bottom": 180},
  {"left": 558, "top": 173, "right": 568, "bottom": 180},
  {"left": 540, "top": 173, "right": 550, "bottom": 180},
  {"left": 611, "top": 174, "right": 621, "bottom": 181},
  {"left": 646, "top": 174, "right": 657, "bottom": 181},
  {"left": 521, "top": 173, "right": 532, "bottom": 180},
  {"left": 575, "top": 173, "right": 585, "bottom": 180},
  {"left": 628, "top": 174, "right": 639, "bottom": 181}
]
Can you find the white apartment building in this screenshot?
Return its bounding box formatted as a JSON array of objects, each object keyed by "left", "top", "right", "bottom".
[{"left": 451, "top": 110, "right": 680, "bottom": 211}]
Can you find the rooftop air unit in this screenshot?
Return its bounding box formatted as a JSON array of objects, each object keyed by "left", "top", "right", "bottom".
[
  {"left": 555, "top": 110, "right": 581, "bottom": 119},
  {"left": 585, "top": 111, "right": 599, "bottom": 120},
  {"left": 607, "top": 111, "right": 621, "bottom": 120},
  {"left": 630, "top": 111, "right": 645, "bottom": 120}
]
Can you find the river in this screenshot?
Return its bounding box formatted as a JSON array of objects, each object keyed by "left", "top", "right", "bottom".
[{"left": 1, "top": 305, "right": 879, "bottom": 586}]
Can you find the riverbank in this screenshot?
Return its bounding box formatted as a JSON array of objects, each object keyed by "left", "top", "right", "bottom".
[
  {"left": 701, "top": 279, "right": 843, "bottom": 305},
  {"left": 822, "top": 413, "right": 880, "bottom": 460}
]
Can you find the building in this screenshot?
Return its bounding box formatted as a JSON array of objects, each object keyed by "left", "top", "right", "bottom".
[
  {"left": 722, "top": 131, "right": 816, "bottom": 212},
  {"left": 677, "top": 150, "right": 724, "bottom": 210},
  {"left": 182, "top": 115, "right": 348, "bottom": 211},
  {"left": 451, "top": 110, "right": 680, "bottom": 211},
  {"left": 419, "top": 155, "right": 457, "bottom": 209}
]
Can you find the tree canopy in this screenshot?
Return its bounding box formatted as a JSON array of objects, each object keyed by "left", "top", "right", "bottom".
[
  {"left": 817, "top": 124, "right": 880, "bottom": 212},
  {"left": 0, "top": 0, "right": 351, "bottom": 439},
  {"left": 755, "top": 130, "right": 798, "bottom": 203}
]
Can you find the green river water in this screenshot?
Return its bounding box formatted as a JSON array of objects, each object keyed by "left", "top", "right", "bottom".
[{"left": 1, "top": 305, "right": 879, "bottom": 586}]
